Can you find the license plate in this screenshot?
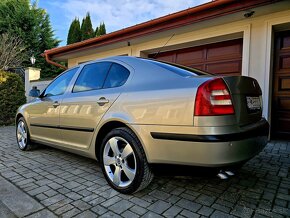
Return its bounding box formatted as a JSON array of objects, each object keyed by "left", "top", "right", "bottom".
[{"left": 246, "top": 96, "right": 261, "bottom": 112}]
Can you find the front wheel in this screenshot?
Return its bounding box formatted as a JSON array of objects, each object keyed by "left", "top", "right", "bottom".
[
  {"left": 16, "top": 117, "right": 34, "bottom": 151},
  {"left": 100, "top": 127, "right": 153, "bottom": 194}
]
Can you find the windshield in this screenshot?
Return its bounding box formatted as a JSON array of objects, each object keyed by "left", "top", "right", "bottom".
[{"left": 142, "top": 58, "right": 212, "bottom": 77}]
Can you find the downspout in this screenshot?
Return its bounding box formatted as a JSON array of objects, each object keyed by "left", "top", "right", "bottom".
[{"left": 44, "top": 52, "right": 67, "bottom": 70}]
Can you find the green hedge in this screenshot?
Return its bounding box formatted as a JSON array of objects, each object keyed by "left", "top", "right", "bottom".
[{"left": 0, "top": 71, "right": 26, "bottom": 125}]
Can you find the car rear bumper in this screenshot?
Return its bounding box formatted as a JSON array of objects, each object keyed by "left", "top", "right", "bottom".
[{"left": 130, "top": 118, "right": 269, "bottom": 167}]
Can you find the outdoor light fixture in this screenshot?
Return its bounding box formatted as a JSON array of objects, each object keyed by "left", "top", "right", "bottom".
[
  {"left": 244, "top": 10, "right": 255, "bottom": 18},
  {"left": 30, "top": 55, "right": 36, "bottom": 65}
]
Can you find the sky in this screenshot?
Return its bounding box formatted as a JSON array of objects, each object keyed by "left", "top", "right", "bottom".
[{"left": 37, "top": 0, "right": 211, "bottom": 46}]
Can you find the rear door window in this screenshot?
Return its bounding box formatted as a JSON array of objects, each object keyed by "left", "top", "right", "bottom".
[
  {"left": 43, "top": 67, "right": 79, "bottom": 97},
  {"left": 103, "top": 63, "right": 130, "bottom": 89},
  {"left": 73, "top": 62, "right": 112, "bottom": 92}
]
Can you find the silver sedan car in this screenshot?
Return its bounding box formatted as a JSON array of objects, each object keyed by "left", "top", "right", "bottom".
[{"left": 16, "top": 56, "right": 269, "bottom": 193}]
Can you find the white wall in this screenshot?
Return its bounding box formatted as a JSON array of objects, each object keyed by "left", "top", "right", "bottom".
[{"left": 24, "top": 67, "right": 52, "bottom": 102}]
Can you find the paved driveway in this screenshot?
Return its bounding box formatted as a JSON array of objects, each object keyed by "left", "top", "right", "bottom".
[{"left": 0, "top": 126, "right": 289, "bottom": 218}]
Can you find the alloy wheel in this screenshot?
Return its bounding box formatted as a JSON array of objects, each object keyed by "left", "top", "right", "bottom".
[
  {"left": 17, "top": 120, "right": 27, "bottom": 149},
  {"left": 103, "top": 136, "right": 137, "bottom": 188}
]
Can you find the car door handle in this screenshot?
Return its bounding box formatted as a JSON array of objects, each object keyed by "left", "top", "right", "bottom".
[
  {"left": 52, "top": 101, "right": 60, "bottom": 108},
  {"left": 97, "top": 97, "right": 109, "bottom": 106}
]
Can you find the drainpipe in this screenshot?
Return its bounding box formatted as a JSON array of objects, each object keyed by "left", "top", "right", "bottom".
[{"left": 44, "top": 53, "right": 67, "bottom": 70}]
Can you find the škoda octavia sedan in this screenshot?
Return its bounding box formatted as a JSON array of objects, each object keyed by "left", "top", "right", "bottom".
[{"left": 16, "top": 56, "right": 269, "bottom": 193}]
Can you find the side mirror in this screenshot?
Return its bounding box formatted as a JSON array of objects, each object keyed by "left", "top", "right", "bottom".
[{"left": 29, "top": 86, "right": 40, "bottom": 98}]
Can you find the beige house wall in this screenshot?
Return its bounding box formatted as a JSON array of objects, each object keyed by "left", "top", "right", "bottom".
[{"left": 66, "top": 7, "right": 290, "bottom": 121}]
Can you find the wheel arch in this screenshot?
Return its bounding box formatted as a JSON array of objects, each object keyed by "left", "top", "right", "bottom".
[
  {"left": 15, "top": 113, "right": 24, "bottom": 124},
  {"left": 94, "top": 120, "right": 148, "bottom": 161}
]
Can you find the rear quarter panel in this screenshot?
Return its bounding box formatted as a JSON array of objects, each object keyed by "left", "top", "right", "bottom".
[{"left": 109, "top": 59, "right": 211, "bottom": 126}]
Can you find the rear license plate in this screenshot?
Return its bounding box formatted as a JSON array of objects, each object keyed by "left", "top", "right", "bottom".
[{"left": 246, "top": 96, "right": 261, "bottom": 113}]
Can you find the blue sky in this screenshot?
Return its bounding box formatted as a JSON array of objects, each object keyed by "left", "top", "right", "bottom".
[{"left": 36, "top": 0, "right": 210, "bottom": 46}]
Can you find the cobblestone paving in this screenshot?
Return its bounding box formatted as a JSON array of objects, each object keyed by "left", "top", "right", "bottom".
[{"left": 0, "top": 126, "right": 289, "bottom": 217}]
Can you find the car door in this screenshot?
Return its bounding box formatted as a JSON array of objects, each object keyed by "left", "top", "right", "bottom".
[
  {"left": 59, "top": 61, "right": 130, "bottom": 149},
  {"left": 28, "top": 67, "right": 79, "bottom": 144}
]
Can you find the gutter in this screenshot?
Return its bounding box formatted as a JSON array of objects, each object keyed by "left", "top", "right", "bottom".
[{"left": 44, "top": 53, "right": 67, "bottom": 70}]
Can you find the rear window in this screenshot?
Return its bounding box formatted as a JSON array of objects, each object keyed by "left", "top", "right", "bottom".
[
  {"left": 143, "top": 59, "right": 211, "bottom": 77},
  {"left": 103, "top": 63, "right": 130, "bottom": 88}
]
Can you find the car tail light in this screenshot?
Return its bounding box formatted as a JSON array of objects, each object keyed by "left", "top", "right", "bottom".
[{"left": 194, "top": 78, "right": 235, "bottom": 116}]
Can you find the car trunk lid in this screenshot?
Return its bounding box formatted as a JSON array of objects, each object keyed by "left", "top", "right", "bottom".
[{"left": 222, "top": 76, "right": 263, "bottom": 126}]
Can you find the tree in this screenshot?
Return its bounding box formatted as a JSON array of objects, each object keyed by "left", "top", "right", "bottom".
[
  {"left": 99, "top": 22, "right": 106, "bottom": 36},
  {"left": 0, "top": 33, "right": 27, "bottom": 70},
  {"left": 67, "top": 18, "right": 81, "bottom": 45},
  {"left": 95, "top": 22, "right": 106, "bottom": 36},
  {"left": 95, "top": 26, "right": 99, "bottom": 36},
  {"left": 81, "top": 13, "right": 94, "bottom": 41},
  {"left": 0, "top": 71, "right": 26, "bottom": 125},
  {"left": 0, "top": 0, "right": 63, "bottom": 79}
]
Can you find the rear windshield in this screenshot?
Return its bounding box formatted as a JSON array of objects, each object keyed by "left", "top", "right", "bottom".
[{"left": 143, "top": 58, "right": 212, "bottom": 77}]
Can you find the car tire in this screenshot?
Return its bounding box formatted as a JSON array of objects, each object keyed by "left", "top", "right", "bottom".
[
  {"left": 16, "top": 117, "right": 34, "bottom": 151},
  {"left": 100, "top": 127, "right": 153, "bottom": 194}
]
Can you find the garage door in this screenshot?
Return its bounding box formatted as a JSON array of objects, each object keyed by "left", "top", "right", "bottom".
[
  {"left": 272, "top": 30, "right": 290, "bottom": 138},
  {"left": 149, "top": 39, "right": 243, "bottom": 76}
]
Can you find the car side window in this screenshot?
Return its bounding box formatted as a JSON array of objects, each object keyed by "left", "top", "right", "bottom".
[
  {"left": 73, "top": 62, "right": 111, "bottom": 92},
  {"left": 103, "top": 63, "right": 130, "bottom": 89},
  {"left": 43, "top": 67, "right": 79, "bottom": 97}
]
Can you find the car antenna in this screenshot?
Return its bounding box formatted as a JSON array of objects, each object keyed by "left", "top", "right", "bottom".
[{"left": 153, "top": 33, "right": 175, "bottom": 59}]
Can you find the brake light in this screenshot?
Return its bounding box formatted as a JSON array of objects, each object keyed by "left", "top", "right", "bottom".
[{"left": 194, "top": 78, "right": 235, "bottom": 116}]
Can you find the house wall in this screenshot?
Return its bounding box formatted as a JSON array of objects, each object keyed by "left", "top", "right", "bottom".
[
  {"left": 24, "top": 67, "right": 52, "bottom": 102},
  {"left": 66, "top": 6, "right": 290, "bottom": 121}
]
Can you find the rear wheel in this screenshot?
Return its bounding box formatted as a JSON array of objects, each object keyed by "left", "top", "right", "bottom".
[
  {"left": 16, "top": 117, "right": 34, "bottom": 151},
  {"left": 100, "top": 127, "right": 153, "bottom": 194}
]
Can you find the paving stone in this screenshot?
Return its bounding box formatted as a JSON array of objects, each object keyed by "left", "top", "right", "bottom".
[
  {"left": 101, "top": 211, "right": 122, "bottom": 218},
  {"left": 212, "top": 203, "right": 231, "bottom": 213},
  {"left": 27, "top": 185, "right": 50, "bottom": 196},
  {"left": 142, "top": 211, "right": 163, "bottom": 218},
  {"left": 148, "top": 200, "right": 171, "bottom": 214},
  {"left": 101, "top": 196, "right": 122, "bottom": 207},
  {"left": 110, "top": 199, "right": 134, "bottom": 214},
  {"left": 130, "top": 205, "right": 148, "bottom": 215},
  {"left": 74, "top": 210, "right": 96, "bottom": 218},
  {"left": 211, "top": 210, "right": 234, "bottom": 217},
  {"left": 71, "top": 200, "right": 91, "bottom": 211},
  {"left": 149, "top": 190, "right": 171, "bottom": 200},
  {"left": 196, "top": 194, "right": 216, "bottom": 206},
  {"left": 89, "top": 196, "right": 106, "bottom": 206},
  {"left": 65, "top": 192, "right": 82, "bottom": 200},
  {"left": 25, "top": 209, "right": 58, "bottom": 218},
  {"left": 122, "top": 210, "right": 139, "bottom": 218},
  {"left": 180, "top": 209, "right": 200, "bottom": 218},
  {"left": 198, "top": 206, "right": 214, "bottom": 216},
  {"left": 130, "top": 197, "right": 151, "bottom": 207},
  {"left": 91, "top": 205, "right": 108, "bottom": 215},
  {"left": 163, "top": 205, "right": 182, "bottom": 217},
  {"left": 176, "top": 199, "right": 202, "bottom": 212},
  {"left": 62, "top": 208, "right": 81, "bottom": 218},
  {"left": 54, "top": 204, "right": 74, "bottom": 215},
  {"left": 41, "top": 194, "right": 66, "bottom": 206},
  {"left": 44, "top": 189, "right": 58, "bottom": 197},
  {"left": 0, "top": 200, "right": 17, "bottom": 218},
  {"left": 48, "top": 198, "right": 73, "bottom": 211},
  {"left": 230, "top": 205, "right": 253, "bottom": 217}
]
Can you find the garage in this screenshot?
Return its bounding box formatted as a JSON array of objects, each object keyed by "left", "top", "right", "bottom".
[
  {"left": 149, "top": 39, "right": 243, "bottom": 76},
  {"left": 272, "top": 30, "right": 290, "bottom": 138}
]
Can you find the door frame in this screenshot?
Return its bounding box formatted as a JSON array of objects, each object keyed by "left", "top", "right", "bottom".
[{"left": 264, "top": 16, "right": 290, "bottom": 137}]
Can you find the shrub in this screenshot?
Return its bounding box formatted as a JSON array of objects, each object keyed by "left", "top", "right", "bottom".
[{"left": 0, "top": 71, "right": 26, "bottom": 125}]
